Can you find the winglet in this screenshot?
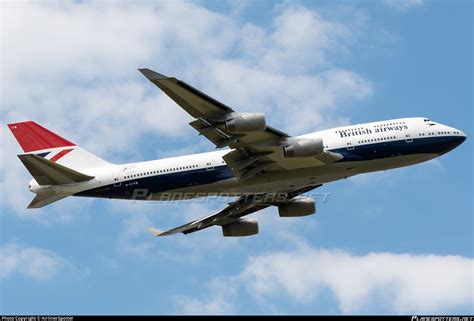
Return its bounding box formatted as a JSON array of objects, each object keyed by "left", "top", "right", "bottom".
[
  {"left": 147, "top": 227, "right": 165, "bottom": 237},
  {"left": 138, "top": 68, "right": 168, "bottom": 81}
]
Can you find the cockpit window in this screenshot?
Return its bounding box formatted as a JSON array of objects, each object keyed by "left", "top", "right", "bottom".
[{"left": 423, "top": 119, "right": 431, "bottom": 122}]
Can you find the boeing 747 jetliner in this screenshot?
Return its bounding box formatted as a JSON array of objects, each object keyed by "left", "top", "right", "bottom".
[{"left": 8, "top": 69, "right": 467, "bottom": 237}]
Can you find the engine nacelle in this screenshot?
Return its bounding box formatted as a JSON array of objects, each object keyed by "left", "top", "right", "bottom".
[
  {"left": 278, "top": 197, "right": 316, "bottom": 217},
  {"left": 225, "top": 113, "right": 266, "bottom": 133},
  {"left": 222, "top": 218, "right": 259, "bottom": 237},
  {"left": 283, "top": 138, "right": 324, "bottom": 158}
]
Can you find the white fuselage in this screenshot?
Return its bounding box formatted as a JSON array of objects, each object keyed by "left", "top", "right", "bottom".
[{"left": 30, "top": 117, "right": 466, "bottom": 201}]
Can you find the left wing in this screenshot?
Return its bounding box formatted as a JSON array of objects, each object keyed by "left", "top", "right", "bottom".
[
  {"left": 139, "top": 68, "right": 342, "bottom": 180},
  {"left": 138, "top": 68, "right": 288, "bottom": 148},
  {"left": 147, "top": 185, "right": 320, "bottom": 237}
]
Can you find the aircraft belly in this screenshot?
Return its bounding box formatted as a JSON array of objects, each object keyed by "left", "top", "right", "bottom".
[
  {"left": 153, "top": 152, "right": 438, "bottom": 198},
  {"left": 75, "top": 152, "right": 438, "bottom": 200}
]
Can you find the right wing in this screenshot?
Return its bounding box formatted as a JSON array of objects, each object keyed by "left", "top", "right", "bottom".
[{"left": 148, "top": 185, "right": 321, "bottom": 237}]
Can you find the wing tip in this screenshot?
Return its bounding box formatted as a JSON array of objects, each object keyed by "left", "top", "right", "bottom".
[
  {"left": 138, "top": 68, "right": 167, "bottom": 81},
  {"left": 147, "top": 227, "right": 165, "bottom": 237}
]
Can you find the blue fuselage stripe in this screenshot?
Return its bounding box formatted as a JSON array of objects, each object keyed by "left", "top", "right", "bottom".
[
  {"left": 76, "top": 166, "right": 235, "bottom": 199},
  {"left": 332, "top": 135, "right": 464, "bottom": 162},
  {"left": 74, "top": 135, "right": 465, "bottom": 199}
]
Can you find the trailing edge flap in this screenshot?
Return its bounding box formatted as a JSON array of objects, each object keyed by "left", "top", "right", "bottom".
[
  {"left": 28, "top": 194, "right": 68, "bottom": 209},
  {"left": 18, "top": 154, "right": 94, "bottom": 185}
]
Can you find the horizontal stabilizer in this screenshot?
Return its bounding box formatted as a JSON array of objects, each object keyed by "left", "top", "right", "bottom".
[
  {"left": 18, "top": 154, "right": 94, "bottom": 185},
  {"left": 28, "top": 194, "right": 67, "bottom": 209}
]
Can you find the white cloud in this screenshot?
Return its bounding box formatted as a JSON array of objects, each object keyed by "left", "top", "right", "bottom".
[
  {"left": 0, "top": 243, "right": 75, "bottom": 281},
  {"left": 384, "top": 0, "right": 424, "bottom": 11},
  {"left": 112, "top": 199, "right": 245, "bottom": 262},
  {"left": 238, "top": 244, "right": 474, "bottom": 314},
  {"left": 264, "top": 6, "right": 350, "bottom": 71},
  {"left": 176, "top": 295, "right": 235, "bottom": 315},
  {"left": 203, "top": 61, "right": 372, "bottom": 133},
  {"left": 1, "top": 1, "right": 372, "bottom": 220},
  {"left": 175, "top": 279, "right": 236, "bottom": 315},
  {"left": 1, "top": 0, "right": 371, "bottom": 143},
  {"left": 1, "top": 1, "right": 233, "bottom": 156},
  {"left": 176, "top": 239, "right": 474, "bottom": 314}
]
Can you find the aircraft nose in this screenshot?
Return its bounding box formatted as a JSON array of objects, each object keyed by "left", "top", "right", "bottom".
[
  {"left": 452, "top": 128, "right": 467, "bottom": 144},
  {"left": 453, "top": 134, "right": 466, "bottom": 146},
  {"left": 436, "top": 129, "right": 467, "bottom": 155}
]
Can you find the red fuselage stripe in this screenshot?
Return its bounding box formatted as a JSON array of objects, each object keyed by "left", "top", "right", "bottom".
[{"left": 50, "top": 149, "right": 74, "bottom": 162}]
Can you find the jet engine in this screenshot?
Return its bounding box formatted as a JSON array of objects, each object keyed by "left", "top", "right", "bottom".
[
  {"left": 225, "top": 113, "right": 266, "bottom": 133},
  {"left": 222, "top": 218, "right": 259, "bottom": 237},
  {"left": 278, "top": 196, "right": 316, "bottom": 217},
  {"left": 283, "top": 138, "right": 324, "bottom": 157}
]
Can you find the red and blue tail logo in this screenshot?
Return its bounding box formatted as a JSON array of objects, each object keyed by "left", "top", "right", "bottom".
[{"left": 8, "top": 121, "right": 76, "bottom": 153}]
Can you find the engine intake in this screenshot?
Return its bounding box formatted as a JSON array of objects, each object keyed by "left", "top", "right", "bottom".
[
  {"left": 222, "top": 218, "right": 259, "bottom": 237},
  {"left": 226, "top": 113, "right": 266, "bottom": 133},
  {"left": 283, "top": 138, "right": 324, "bottom": 158},
  {"left": 278, "top": 197, "right": 316, "bottom": 217}
]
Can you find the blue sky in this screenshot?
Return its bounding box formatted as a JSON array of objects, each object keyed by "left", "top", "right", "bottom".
[{"left": 0, "top": 0, "right": 472, "bottom": 315}]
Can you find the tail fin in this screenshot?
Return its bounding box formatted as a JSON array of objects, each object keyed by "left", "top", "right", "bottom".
[{"left": 8, "top": 121, "right": 111, "bottom": 171}]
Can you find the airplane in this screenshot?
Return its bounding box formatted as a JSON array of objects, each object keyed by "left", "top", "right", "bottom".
[{"left": 7, "top": 68, "right": 467, "bottom": 237}]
